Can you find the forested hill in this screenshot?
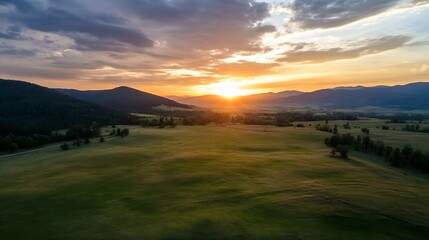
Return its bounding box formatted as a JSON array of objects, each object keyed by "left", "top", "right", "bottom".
[
  {"left": 0, "top": 79, "right": 137, "bottom": 136},
  {"left": 56, "top": 86, "right": 191, "bottom": 113}
]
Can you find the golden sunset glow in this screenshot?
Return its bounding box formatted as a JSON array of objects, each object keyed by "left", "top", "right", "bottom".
[{"left": 194, "top": 81, "right": 252, "bottom": 98}]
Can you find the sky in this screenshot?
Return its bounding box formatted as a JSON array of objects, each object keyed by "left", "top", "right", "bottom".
[{"left": 0, "top": 0, "right": 428, "bottom": 96}]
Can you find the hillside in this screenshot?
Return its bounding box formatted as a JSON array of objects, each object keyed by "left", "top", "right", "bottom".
[
  {"left": 0, "top": 79, "right": 136, "bottom": 136},
  {"left": 281, "top": 82, "right": 429, "bottom": 109},
  {"left": 57, "top": 87, "right": 191, "bottom": 113}
]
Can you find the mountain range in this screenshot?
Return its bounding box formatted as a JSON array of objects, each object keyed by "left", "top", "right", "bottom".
[
  {"left": 281, "top": 82, "right": 429, "bottom": 109},
  {"left": 56, "top": 87, "right": 191, "bottom": 113},
  {"left": 172, "top": 82, "right": 429, "bottom": 110}
]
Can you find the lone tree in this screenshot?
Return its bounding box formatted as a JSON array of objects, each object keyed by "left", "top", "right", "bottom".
[
  {"left": 60, "top": 143, "right": 70, "bottom": 151},
  {"left": 121, "top": 128, "right": 129, "bottom": 137}
]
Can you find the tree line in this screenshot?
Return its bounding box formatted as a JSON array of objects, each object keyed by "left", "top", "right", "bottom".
[
  {"left": 179, "top": 112, "right": 357, "bottom": 127},
  {"left": 324, "top": 134, "right": 429, "bottom": 173}
]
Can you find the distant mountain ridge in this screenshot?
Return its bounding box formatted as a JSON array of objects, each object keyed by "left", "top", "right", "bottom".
[
  {"left": 56, "top": 86, "right": 191, "bottom": 113},
  {"left": 280, "top": 82, "right": 429, "bottom": 109},
  {"left": 171, "top": 82, "right": 429, "bottom": 110}
]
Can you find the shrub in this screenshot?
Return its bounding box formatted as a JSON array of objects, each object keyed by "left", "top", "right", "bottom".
[{"left": 60, "top": 143, "right": 70, "bottom": 151}]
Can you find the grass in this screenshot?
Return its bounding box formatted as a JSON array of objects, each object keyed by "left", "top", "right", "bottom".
[{"left": 1, "top": 125, "right": 429, "bottom": 239}]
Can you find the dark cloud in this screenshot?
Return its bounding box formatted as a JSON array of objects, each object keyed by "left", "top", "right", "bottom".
[
  {"left": 0, "top": 0, "right": 35, "bottom": 11},
  {"left": 0, "top": 1, "right": 154, "bottom": 51},
  {"left": 115, "top": 0, "right": 276, "bottom": 51},
  {"left": 278, "top": 35, "right": 412, "bottom": 63},
  {"left": 0, "top": 42, "right": 36, "bottom": 56},
  {"left": 289, "top": 0, "right": 400, "bottom": 29},
  {"left": 0, "top": 25, "right": 30, "bottom": 40}
]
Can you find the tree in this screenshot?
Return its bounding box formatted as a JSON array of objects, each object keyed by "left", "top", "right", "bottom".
[
  {"left": 355, "top": 135, "right": 362, "bottom": 150},
  {"left": 324, "top": 137, "right": 330, "bottom": 146},
  {"left": 329, "top": 135, "right": 341, "bottom": 148},
  {"left": 410, "top": 150, "right": 423, "bottom": 168},
  {"left": 384, "top": 146, "right": 393, "bottom": 162},
  {"left": 402, "top": 145, "right": 413, "bottom": 165},
  {"left": 336, "top": 145, "right": 349, "bottom": 159},
  {"left": 374, "top": 141, "right": 385, "bottom": 156},
  {"left": 60, "top": 143, "right": 70, "bottom": 151},
  {"left": 159, "top": 116, "right": 165, "bottom": 128},
  {"left": 390, "top": 148, "right": 402, "bottom": 167},
  {"left": 84, "top": 138, "right": 90, "bottom": 144},
  {"left": 9, "top": 142, "right": 19, "bottom": 152},
  {"left": 121, "top": 128, "right": 129, "bottom": 137},
  {"left": 362, "top": 136, "right": 370, "bottom": 150},
  {"left": 422, "top": 154, "right": 429, "bottom": 173},
  {"left": 91, "top": 121, "right": 100, "bottom": 136},
  {"left": 332, "top": 125, "right": 338, "bottom": 134},
  {"left": 169, "top": 117, "right": 176, "bottom": 128},
  {"left": 361, "top": 128, "right": 370, "bottom": 134},
  {"left": 99, "top": 137, "right": 105, "bottom": 143}
]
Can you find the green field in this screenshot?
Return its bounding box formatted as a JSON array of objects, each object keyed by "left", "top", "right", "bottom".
[{"left": 1, "top": 125, "right": 429, "bottom": 239}]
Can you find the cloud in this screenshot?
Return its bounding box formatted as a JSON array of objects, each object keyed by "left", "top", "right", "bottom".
[
  {"left": 114, "top": 0, "right": 276, "bottom": 52},
  {"left": 0, "top": 42, "right": 36, "bottom": 56},
  {"left": 0, "top": 25, "right": 31, "bottom": 40},
  {"left": 289, "top": 0, "right": 400, "bottom": 29},
  {"left": 278, "top": 35, "right": 412, "bottom": 63},
  {"left": 210, "top": 61, "right": 279, "bottom": 77},
  {"left": 0, "top": 1, "right": 154, "bottom": 51}
]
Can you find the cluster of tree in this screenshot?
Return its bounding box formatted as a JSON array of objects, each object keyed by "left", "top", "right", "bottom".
[
  {"left": 361, "top": 128, "right": 370, "bottom": 134},
  {"left": 324, "top": 134, "right": 429, "bottom": 173},
  {"left": 61, "top": 136, "right": 105, "bottom": 151},
  {"left": 316, "top": 124, "right": 338, "bottom": 134},
  {"left": 109, "top": 127, "right": 130, "bottom": 137},
  {"left": 182, "top": 112, "right": 232, "bottom": 126},
  {"left": 377, "top": 125, "right": 391, "bottom": 130},
  {"left": 61, "top": 127, "right": 129, "bottom": 151},
  {"left": 140, "top": 116, "right": 177, "bottom": 128},
  {"left": 402, "top": 124, "right": 429, "bottom": 133},
  {"left": 65, "top": 122, "right": 100, "bottom": 139},
  {"left": 343, "top": 122, "right": 351, "bottom": 129}
]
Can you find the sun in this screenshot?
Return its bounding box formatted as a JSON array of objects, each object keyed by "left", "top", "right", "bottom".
[{"left": 205, "top": 81, "right": 249, "bottom": 98}]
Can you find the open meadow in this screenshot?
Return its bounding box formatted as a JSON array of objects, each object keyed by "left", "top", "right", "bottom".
[{"left": 1, "top": 124, "right": 429, "bottom": 239}]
